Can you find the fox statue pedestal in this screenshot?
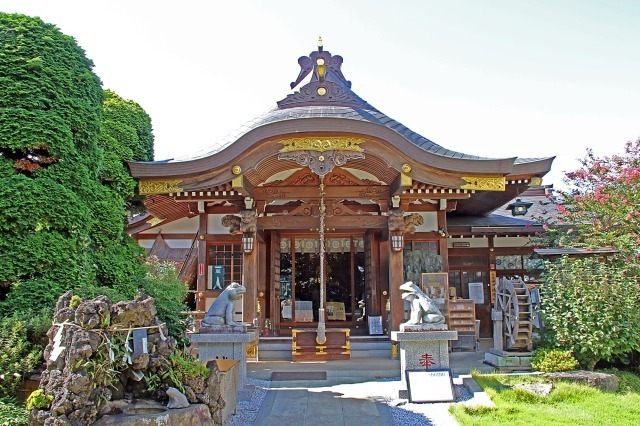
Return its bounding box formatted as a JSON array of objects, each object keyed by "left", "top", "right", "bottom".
[
  {"left": 190, "top": 329, "right": 257, "bottom": 390},
  {"left": 191, "top": 282, "right": 257, "bottom": 389},
  {"left": 392, "top": 281, "right": 458, "bottom": 396},
  {"left": 391, "top": 325, "right": 458, "bottom": 389}
]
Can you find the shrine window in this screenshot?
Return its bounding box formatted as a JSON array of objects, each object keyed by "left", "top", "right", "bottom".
[
  {"left": 403, "top": 240, "right": 441, "bottom": 283},
  {"left": 207, "top": 243, "right": 243, "bottom": 290}
]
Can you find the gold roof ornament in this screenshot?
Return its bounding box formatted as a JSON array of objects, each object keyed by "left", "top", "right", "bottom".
[
  {"left": 460, "top": 176, "right": 506, "bottom": 191},
  {"left": 139, "top": 179, "right": 183, "bottom": 194},
  {"left": 146, "top": 217, "right": 165, "bottom": 226},
  {"left": 278, "top": 137, "right": 365, "bottom": 153},
  {"left": 528, "top": 177, "right": 543, "bottom": 187}
]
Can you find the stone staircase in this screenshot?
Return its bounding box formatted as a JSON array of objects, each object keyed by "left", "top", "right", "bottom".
[{"left": 257, "top": 335, "right": 392, "bottom": 361}]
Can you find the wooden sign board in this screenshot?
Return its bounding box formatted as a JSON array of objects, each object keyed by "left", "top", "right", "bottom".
[
  {"left": 489, "top": 270, "right": 497, "bottom": 304},
  {"left": 468, "top": 282, "right": 484, "bottom": 304},
  {"left": 209, "top": 265, "right": 224, "bottom": 290},
  {"left": 368, "top": 316, "right": 383, "bottom": 335},
  {"left": 406, "top": 369, "right": 455, "bottom": 403},
  {"left": 326, "top": 302, "right": 346, "bottom": 320}
]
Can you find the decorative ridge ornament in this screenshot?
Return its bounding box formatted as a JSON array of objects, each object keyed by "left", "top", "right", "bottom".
[
  {"left": 460, "top": 176, "right": 506, "bottom": 191},
  {"left": 139, "top": 179, "right": 183, "bottom": 194},
  {"left": 278, "top": 137, "right": 366, "bottom": 176},
  {"left": 278, "top": 137, "right": 365, "bottom": 153},
  {"left": 278, "top": 40, "right": 373, "bottom": 109}
]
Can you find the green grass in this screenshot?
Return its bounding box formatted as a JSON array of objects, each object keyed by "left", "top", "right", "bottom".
[{"left": 450, "top": 370, "right": 640, "bottom": 426}]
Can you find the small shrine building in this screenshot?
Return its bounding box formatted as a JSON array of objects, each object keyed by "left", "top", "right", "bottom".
[{"left": 127, "top": 41, "right": 554, "bottom": 340}]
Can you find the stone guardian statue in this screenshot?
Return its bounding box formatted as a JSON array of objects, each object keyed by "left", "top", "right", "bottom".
[
  {"left": 201, "top": 282, "right": 247, "bottom": 327},
  {"left": 399, "top": 281, "right": 446, "bottom": 325}
]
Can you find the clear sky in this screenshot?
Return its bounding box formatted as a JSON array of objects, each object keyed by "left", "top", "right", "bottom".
[{"left": 2, "top": 0, "right": 639, "bottom": 188}]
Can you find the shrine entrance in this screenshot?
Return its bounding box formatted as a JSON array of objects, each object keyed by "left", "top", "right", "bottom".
[{"left": 277, "top": 235, "right": 368, "bottom": 334}]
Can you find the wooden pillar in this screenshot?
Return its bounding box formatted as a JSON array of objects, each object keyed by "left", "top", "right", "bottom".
[
  {"left": 370, "top": 232, "right": 380, "bottom": 316},
  {"left": 379, "top": 237, "right": 390, "bottom": 332},
  {"left": 389, "top": 241, "right": 405, "bottom": 332},
  {"left": 196, "top": 212, "right": 207, "bottom": 311},
  {"left": 243, "top": 241, "right": 258, "bottom": 323},
  {"left": 257, "top": 232, "right": 268, "bottom": 327},
  {"left": 437, "top": 210, "right": 449, "bottom": 272}
]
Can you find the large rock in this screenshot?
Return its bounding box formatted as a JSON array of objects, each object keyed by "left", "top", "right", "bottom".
[
  {"left": 110, "top": 297, "right": 156, "bottom": 328},
  {"left": 545, "top": 370, "right": 619, "bottom": 392},
  {"left": 33, "top": 292, "right": 228, "bottom": 426},
  {"left": 93, "top": 402, "right": 213, "bottom": 426},
  {"left": 74, "top": 297, "right": 111, "bottom": 329}
]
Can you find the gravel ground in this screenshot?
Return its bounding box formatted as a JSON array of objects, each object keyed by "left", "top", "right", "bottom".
[
  {"left": 382, "top": 382, "right": 472, "bottom": 425},
  {"left": 225, "top": 378, "right": 269, "bottom": 426},
  {"left": 226, "top": 376, "right": 473, "bottom": 425}
]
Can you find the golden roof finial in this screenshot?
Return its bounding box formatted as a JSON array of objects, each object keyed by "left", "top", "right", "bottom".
[{"left": 318, "top": 36, "right": 323, "bottom": 52}]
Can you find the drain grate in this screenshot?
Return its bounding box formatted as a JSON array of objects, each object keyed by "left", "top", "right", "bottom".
[{"left": 270, "top": 371, "right": 327, "bottom": 381}]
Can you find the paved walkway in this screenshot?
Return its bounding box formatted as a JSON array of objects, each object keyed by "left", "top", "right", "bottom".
[
  {"left": 246, "top": 340, "right": 495, "bottom": 425},
  {"left": 255, "top": 386, "right": 394, "bottom": 426}
]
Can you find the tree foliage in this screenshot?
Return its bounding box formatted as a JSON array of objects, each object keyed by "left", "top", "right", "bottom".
[
  {"left": 541, "top": 138, "right": 640, "bottom": 265},
  {"left": 143, "top": 257, "right": 189, "bottom": 339},
  {"left": 0, "top": 13, "right": 151, "bottom": 317},
  {"left": 99, "top": 90, "right": 153, "bottom": 214},
  {"left": 535, "top": 140, "right": 640, "bottom": 369},
  {"left": 540, "top": 257, "right": 640, "bottom": 370}
]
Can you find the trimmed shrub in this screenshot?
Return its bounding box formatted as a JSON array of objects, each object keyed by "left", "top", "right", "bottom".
[{"left": 532, "top": 348, "right": 579, "bottom": 373}]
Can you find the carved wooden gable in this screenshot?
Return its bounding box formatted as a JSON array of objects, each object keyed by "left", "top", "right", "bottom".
[{"left": 263, "top": 167, "right": 378, "bottom": 188}]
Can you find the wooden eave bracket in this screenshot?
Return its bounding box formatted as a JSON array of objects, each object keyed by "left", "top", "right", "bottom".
[
  {"left": 390, "top": 173, "right": 412, "bottom": 196},
  {"left": 232, "top": 175, "right": 255, "bottom": 198}
]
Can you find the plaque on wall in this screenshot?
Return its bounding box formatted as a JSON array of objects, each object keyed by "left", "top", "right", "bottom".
[
  {"left": 208, "top": 265, "right": 224, "bottom": 290},
  {"left": 468, "top": 282, "right": 485, "bottom": 304},
  {"left": 368, "top": 316, "right": 383, "bottom": 335},
  {"left": 326, "top": 302, "right": 346, "bottom": 321}
]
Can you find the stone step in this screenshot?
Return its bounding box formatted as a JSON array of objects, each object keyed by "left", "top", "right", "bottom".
[{"left": 257, "top": 336, "right": 392, "bottom": 361}]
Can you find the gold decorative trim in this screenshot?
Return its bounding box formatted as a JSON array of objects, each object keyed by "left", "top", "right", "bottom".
[
  {"left": 232, "top": 165, "right": 242, "bottom": 175},
  {"left": 279, "top": 137, "right": 365, "bottom": 153},
  {"left": 246, "top": 345, "right": 257, "bottom": 359},
  {"left": 400, "top": 173, "right": 412, "bottom": 187},
  {"left": 461, "top": 176, "right": 506, "bottom": 191},
  {"left": 139, "top": 179, "right": 183, "bottom": 194},
  {"left": 401, "top": 163, "right": 412, "bottom": 173},
  {"left": 528, "top": 177, "right": 543, "bottom": 187},
  {"left": 146, "top": 217, "right": 165, "bottom": 226}
]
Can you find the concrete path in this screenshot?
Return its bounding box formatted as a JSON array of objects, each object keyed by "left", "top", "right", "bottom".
[
  {"left": 255, "top": 385, "right": 394, "bottom": 426},
  {"left": 246, "top": 339, "right": 496, "bottom": 425}
]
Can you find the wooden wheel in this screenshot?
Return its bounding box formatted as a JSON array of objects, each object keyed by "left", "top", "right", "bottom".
[{"left": 495, "top": 278, "right": 533, "bottom": 351}]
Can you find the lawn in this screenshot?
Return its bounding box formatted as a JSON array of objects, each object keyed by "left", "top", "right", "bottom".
[{"left": 450, "top": 370, "right": 640, "bottom": 426}]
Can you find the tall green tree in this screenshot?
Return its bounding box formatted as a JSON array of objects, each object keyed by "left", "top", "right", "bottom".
[
  {"left": 537, "top": 139, "right": 640, "bottom": 369},
  {"left": 0, "top": 13, "right": 150, "bottom": 315},
  {"left": 99, "top": 90, "right": 154, "bottom": 214}
]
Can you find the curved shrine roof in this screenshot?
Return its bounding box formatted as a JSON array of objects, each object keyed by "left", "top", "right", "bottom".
[{"left": 129, "top": 40, "right": 553, "bottom": 184}]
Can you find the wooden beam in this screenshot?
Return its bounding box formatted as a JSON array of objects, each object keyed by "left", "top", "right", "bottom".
[
  {"left": 174, "top": 194, "right": 244, "bottom": 202},
  {"left": 205, "top": 205, "right": 241, "bottom": 214},
  {"left": 400, "top": 192, "right": 471, "bottom": 202},
  {"left": 254, "top": 185, "right": 390, "bottom": 201},
  {"left": 257, "top": 215, "right": 387, "bottom": 230}
]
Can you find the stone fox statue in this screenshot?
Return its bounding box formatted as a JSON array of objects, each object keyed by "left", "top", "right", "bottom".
[
  {"left": 399, "top": 281, "right": 446, "bottom": 325},
  {"left": 202, "top": 282, "right": 246, "bottom": 326}
]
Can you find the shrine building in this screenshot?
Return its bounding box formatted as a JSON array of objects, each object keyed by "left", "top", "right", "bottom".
[{"left": 126, "top": 41, "right": 554, "bottom": 343}]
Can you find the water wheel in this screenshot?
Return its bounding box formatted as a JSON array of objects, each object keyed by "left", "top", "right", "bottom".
[{"left": 495, "top": 278, "right": 533, "bottom": 351}]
